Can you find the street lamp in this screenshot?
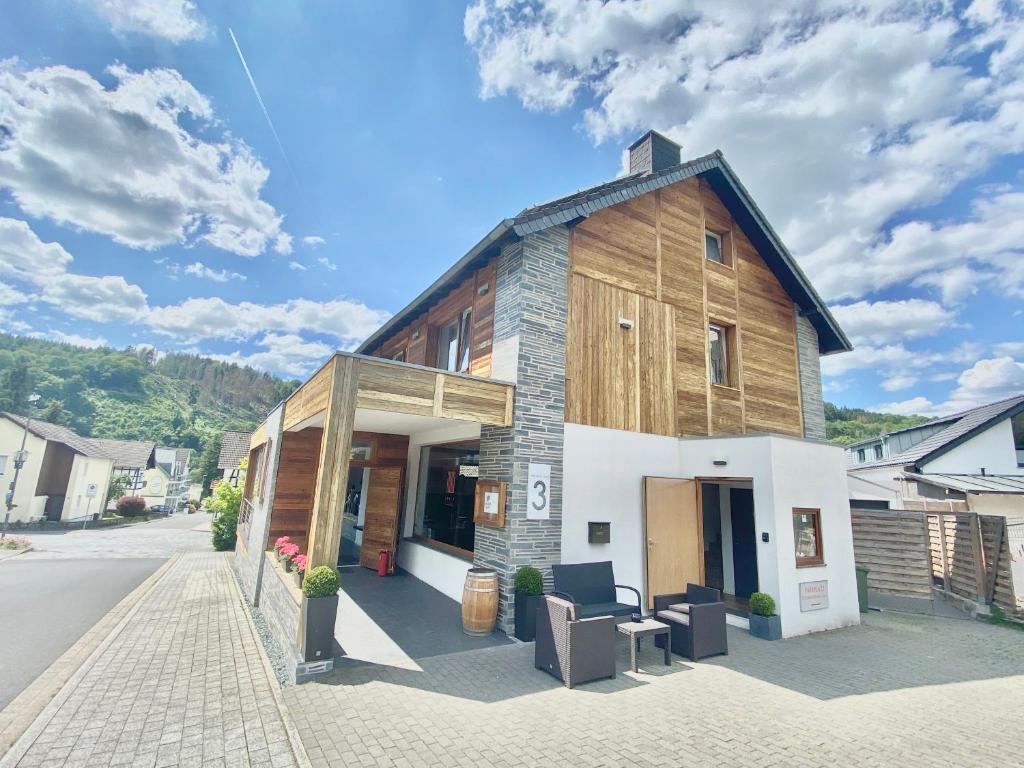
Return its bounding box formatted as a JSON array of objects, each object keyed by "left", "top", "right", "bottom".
[{"left": 2, "top": 393, "right": 41, "bottom": 540}]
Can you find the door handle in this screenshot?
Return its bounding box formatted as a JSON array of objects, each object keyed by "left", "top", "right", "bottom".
[{"left": 647, "top": 539, "right": 656, "bottom": 547}]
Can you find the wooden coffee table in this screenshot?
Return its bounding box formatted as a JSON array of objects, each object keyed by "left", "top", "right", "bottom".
[{"left": 616, "top": 618, "right": 671, "bottom": 672}]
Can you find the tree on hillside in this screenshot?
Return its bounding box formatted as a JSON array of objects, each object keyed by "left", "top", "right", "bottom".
[
  {"left": 0, "top": 361, "right": 32, "bottom": 415},
  {"left": 192, "top": 432, "right": 223, "bottom": 495}
]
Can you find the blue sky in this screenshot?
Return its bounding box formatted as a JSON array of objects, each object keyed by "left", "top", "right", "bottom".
[{"left": 0, "top": 1, "right": 1022, "bottom": 418}]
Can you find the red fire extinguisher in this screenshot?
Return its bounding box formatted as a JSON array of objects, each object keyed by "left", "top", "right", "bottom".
[{"left": 377, "top": 549, "right": 390, "bottom": 577}]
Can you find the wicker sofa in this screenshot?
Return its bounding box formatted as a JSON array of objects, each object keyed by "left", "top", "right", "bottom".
[
  {"left": 653, "top": 583, "right": 729, "bottom": 662},
  {"left": 551, "top": 561, "right": 641, "bottom": 620}
]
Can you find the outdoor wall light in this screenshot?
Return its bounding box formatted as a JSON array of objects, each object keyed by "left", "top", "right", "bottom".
[
  {"left": 477, "top": 282, "right": 490, "bottom": 295},
  {"left": 712, "top": 456, "right": 727, "bottom": 466},
  {"left": 618, "top": 318, "right": 634, "bottom": 330}
]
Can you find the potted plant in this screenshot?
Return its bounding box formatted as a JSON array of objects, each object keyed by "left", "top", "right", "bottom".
[
  {"left": 279, "top": 542, "right": 300, "bottom": 571},
  {"left": 748, "top": 592, "right": 782, "bottom": 640},
  {"left": 274, "top": 535, "right": 291, "bottom": 554},
  {"left": 513, "top": 565, "right": 544, "bottom": 642},
  {"left": 300, "top": 565, "right": 340, "bottom": 662},
  {"left": 293, "top": 554, "right": 308, "bottom": 587}
]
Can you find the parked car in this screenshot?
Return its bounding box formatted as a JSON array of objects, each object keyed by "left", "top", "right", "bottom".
[{"left": 148, "top": 504, "right": 173, "bottom": 516}]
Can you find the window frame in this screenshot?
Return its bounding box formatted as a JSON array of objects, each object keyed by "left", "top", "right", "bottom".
[
  {"left": 856, "top": 448, "right": 866, "bottom": 463},
  {"left": 434, "top": 307, "right": 473, "bottom": 373},
  {"left": 704, "top": 230, "right": 724, "bottom": 265},
  {"left": 873, "top": 444, "right": 884, "bottom": 460},
  {"left": 0, "top": 454, "right": 7, "bottom": 475},
  {"left": 708, "top": 323, "right": 731, "bottom": 387},
  {"left": 792, "top": 507, "right": 825, "bottom": 567}
]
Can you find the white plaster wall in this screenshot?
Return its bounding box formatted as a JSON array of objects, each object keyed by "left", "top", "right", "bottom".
[
  {"left": 563, "top": 425, "right": 860, "bottom": 637},
  {"left": 967, "top": 492, "right": 1024, "bottom": 518},
  {"left": 61, "top": 455, "right": 113, "bottom": 521},
  {"left": 562, "top": 424, "right": 683, "bottom": 601},
  {"left": 0, "top": 419, "right": 47, "bottom": 523},
  {"left": 922, "top": 418, "right": 1018, "bottom": 475},
  {"left": 396, "top": 541, "right": 471, "bottom": 603}
]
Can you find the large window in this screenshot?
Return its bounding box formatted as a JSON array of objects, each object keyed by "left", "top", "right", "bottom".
[
  {"left": 793, "top": 508, "right": 824, "bottom": 567},
  {"left": 435, "top": 308, "right": 473, "bottom": 372},
  {"left": 413, "top": 443, "right": 480, "bottom": 555},
  {"left": 709, "top": 324, "right": 730, "bottom": 386}
]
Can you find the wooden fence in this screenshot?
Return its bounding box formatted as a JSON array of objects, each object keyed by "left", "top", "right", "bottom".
[{"left": 851, "top": 507, "right": 1023, "bottom": 617}]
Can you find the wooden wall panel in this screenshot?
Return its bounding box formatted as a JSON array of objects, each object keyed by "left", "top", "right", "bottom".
[
  {"left": 566, "top": 176, "right": 805, "bottom": 439},
  {"left": 283, "top": 358, "right": 334, "bottom": 431},
  {"left": 367, "top": 260, "right": 497, "bottom": 377},
  {"left": 265, "top": 427, "right": 323, "bottom": 552}
]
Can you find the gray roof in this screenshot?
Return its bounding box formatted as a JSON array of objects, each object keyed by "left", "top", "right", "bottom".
[
  {"left": 218, "top": 431, "right": 251, "bottom": 470},
  {"left": 1, "top": 412, "right": 155, "bottom": 469},
  {"left": 851, "top": 394, "right": 1024, "bottom": 472},
  {"left": 904, "top": 473, "right": 1024, "bottom": 495},
  {"left": 356, "top": 146, "right": 851, "bottom": 357}
]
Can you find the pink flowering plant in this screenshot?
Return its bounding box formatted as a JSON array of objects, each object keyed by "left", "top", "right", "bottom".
[
  {"left": 293, "top": 554, "right": 308, "bottom": 574},
  {"left": 273, "top": 536, "right": 291, "bottom": 553},
  {"left": 279, "top": 542, "right": 300, "bottom": 570}
]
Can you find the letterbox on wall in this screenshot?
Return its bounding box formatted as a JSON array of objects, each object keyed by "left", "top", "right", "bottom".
[{"left": 588, "top": 522, "right": 611, "bottom": 544}]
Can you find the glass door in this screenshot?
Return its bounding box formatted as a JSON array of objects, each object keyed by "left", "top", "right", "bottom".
[{"left": 338, "top": 467, "right": 369, "bottom": 567}]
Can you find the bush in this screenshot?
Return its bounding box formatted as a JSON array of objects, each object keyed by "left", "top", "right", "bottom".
[
  {"left": 115, "top": 496, "right": 147, "bottom": 517},
  {"left": 302, "top": 565, "right": 340, "bottom": 598},
  {"left": 0, "top": 536, "right": 30, "bottom": 550},
  {"left": 208, "top": 478, "right": 241, "bottom": 551},
  {"left": 749, "top": 592, "right": 776, "bottom": 617},
  {"left": 514, "top": 565, "right": 544, "bottom": 595}
]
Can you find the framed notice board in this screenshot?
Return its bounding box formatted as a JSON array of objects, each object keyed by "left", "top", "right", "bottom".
[{"left": 473, "top": 480, "right": 507, "bottom": 529}]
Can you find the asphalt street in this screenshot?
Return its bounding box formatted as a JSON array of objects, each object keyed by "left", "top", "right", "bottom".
[{"left": 0, "top": 514, "right": 212, "bottom": 709}]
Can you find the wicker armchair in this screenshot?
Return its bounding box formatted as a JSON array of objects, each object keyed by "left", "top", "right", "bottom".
[
  {"left": 534, "top": 595, "right": 616, "bottom": 688},
  {"left": 653, "top": 583, "right": 728, "bottom": 662}
]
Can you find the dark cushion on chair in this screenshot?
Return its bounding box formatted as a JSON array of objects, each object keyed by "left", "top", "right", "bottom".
[
  {"left": 552, "top": 561, "right": 617, "bottom": 605},
  {"left": 577, "top": 601, "right": 634, "bottom": 619}
]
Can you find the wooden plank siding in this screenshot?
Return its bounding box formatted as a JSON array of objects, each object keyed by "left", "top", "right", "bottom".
[
  {"left": 851, "top": 509, "right": 933, "bottom": 599},
  {"left": 282, "top": 358, "right": 335, "bottom": 431},
  {"left": 265, "top": 427, "right": 322, "bottom": 553},
  {"left": 365, "top": 260, "right": 497, "bottom": 377},
  {"left": 566, "top": 177, "right": 804, "bottom": 438}
]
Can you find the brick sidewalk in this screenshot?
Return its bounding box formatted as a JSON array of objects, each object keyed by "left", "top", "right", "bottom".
[
  {"left": 287, "top": 612, "right": 1024, "bottom": 767},
  {"left": 1, "top": 552, "right": 306, "bottom": 768}
]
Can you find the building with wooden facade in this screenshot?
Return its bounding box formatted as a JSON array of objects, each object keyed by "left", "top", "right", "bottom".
[{"left": 235, "top": 131, "right": 861, "bottom": 680}]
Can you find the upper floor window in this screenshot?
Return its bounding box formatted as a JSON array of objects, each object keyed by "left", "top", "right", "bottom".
[
  {"left": 793, "top": 508, "right": 824, "bottom": 567},
  {"left": 705, "top": 231, "right": 724, "bottom": 264},
  {"left": 151, "top": 477, "right": 162, "bottom": 494},
  {"left": 874, "top": 444, "right": 884, "bottom": 460},
  {"left": 708, "top": 324, "right": 730, "bottom": 386},
  {"left": 0, "top": 454, "right": 7, "bottom": 475},
  {"left": 436, "top": 308, "right": 472, "bottom": 373},
  {"left": 856, "top": 448, "right": 866, "bottom": 463}
]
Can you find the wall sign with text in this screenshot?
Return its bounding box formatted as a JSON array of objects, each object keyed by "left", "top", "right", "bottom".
[
  {"left": 527, "top": 463, "right": 551, "bottom": 520},
  {"left": 799, "top": 580, "right": 829, "bottom": 612},
  {"left": 473, "top": 480, "right": 507, "bottom": 529}
]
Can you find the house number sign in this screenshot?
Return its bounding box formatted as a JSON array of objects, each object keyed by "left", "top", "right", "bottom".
[{"left": 527, "top": 463, "right": 551, "bottom": 520}]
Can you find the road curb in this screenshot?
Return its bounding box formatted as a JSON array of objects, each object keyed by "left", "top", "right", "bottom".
[
  {"left": 227, "top": 557, "right": 313, "bottom": 768},
  {"left": 0, "top": 553, "right": 181, "bottom": 766}
]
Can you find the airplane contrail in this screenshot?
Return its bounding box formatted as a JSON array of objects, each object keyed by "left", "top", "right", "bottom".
[{"left": 228, "top": 26, "right": 300, "bottom": 192}]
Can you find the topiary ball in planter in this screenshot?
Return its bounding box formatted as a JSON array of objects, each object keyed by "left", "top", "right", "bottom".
[
  {"left": 300, "top": 566, "right": 341, "bottom": 662},
  {"left": 748, "top": 591, "right": 782, "bottom": 640},
  {"left": 513, "top": 565, "right": 544, "bottom": 642}
]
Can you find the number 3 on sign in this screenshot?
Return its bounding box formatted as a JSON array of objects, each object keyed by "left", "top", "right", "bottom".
[{"left": 527, "top": 463, "right": 551, "bottom": 520}]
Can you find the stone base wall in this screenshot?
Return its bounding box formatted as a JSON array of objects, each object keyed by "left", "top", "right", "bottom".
[
  {"left": 258, "top": 553, "right": 306, "bottom": 684},
  {"left": 234, "top": 540, "right": 262, "bottom": 605}
]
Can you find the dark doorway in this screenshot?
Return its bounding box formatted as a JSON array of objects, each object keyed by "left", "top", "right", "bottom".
[{"left": 730, "top": 488, "right": 758, "bottom": 599}]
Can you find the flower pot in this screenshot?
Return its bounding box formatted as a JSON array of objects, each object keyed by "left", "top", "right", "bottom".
[
  {"left": 301, "top": 594, "right": 339, "bottom": 662},
  {"left": 294, "top": 571, "right": 304, "bottom": 589},
  {"left": 283, "top": 559, "right": 293, "bottom": 573},
  {"left": 749, "top": 613, "right": 782, "bottom": 640},
  {"left": 514, "top": 591, "right": 541, "bottom": 642}
]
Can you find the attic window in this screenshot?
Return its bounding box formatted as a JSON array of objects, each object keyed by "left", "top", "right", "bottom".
[
  {"left": 857, "top": 448, "right": 866, "bottom": 463},
  {"left": 874, "top": 444, "right": 883, "bottom": 460},
  {"left": 705, "top": 231, "right": 724, "bottom": 264}
]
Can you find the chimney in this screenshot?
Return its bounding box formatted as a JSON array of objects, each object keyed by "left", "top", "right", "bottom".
[{"left": 628, "top": 130, "right": 682, "bottom": 175}]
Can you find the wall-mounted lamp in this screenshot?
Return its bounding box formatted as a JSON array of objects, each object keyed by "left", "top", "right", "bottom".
[
  {"left": 712, "top": 456, "right": 728, "bottom": 466},
  {"left": 618, "top": 318, "right": 634, "bottom": 330}
]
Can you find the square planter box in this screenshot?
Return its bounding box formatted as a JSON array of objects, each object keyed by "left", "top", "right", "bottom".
[
  {"left": 300, "top": 594, "right": 338, "bottom": 662},
  {"left": 749, "top": 613, "right": 782, "bottom": 640},
  {"left": 514, "top": 592, "right": 542, "bottom": 642}
]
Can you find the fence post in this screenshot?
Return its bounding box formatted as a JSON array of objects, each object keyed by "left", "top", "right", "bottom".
[
  {"left": 936, "top": 514, "right": 951, "bottom": 593},
  {"left": 984, "top": 516, "right": 1004, "bottom": 606},
  {"left": 968, "top": 513, "right": 987, "bottom": 605}
]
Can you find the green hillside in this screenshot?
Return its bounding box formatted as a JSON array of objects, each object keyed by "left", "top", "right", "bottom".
[
  {"left": 0, "top": 333, "right": 299, "bottom": 487},
  {"left": 825, "top": 401, "right": 929, "bottom": 445}
]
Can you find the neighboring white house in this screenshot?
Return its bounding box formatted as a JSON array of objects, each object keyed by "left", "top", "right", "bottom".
[
  {"left": 155, "top": 446, "right": 192, "bottom": 509},
  {"left": 846, "top": 394, "right": 1024, "bottom": 516},
  {"left": 217, "top": 431, "right": 251, "bottom": 488},
  {"left": 1, "top": 412, "right": 155, "bottom": 522}
]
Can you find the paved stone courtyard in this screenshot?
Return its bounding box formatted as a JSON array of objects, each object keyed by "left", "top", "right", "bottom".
[
  {"left": 1, "top": 551, "right": 305, "bottom": 768},
  {"left": 287, "top": 612, "right": 1024, "bottom": 767},
  {"left": 10, "top": 514, "right": 211, "bottom": 560}
]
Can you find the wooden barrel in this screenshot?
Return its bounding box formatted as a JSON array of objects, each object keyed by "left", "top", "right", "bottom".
[{"left": 461, "top": 567, "right": 499, "bottom": 636}]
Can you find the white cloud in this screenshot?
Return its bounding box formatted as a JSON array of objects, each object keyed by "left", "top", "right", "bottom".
[
  {"left": 829, "top": 299, "right": 956, "bottom": 346},
  {"left": 876, "top": 356, "right": 1024, "bottom": 416},
  {"left": 50, "top": 331, "right": 109, "bottom": 349},
  {"left": 465, "top": 1, "right": 1024, "bottom": 303},
  {"left": 84, "top": 0, "right": 207, "bottom": 43},
  {"left": 184, "top": 261, "right": 246, "bottom": 283},
  {"left": 0, "top": 280, "right": 29, "bottom": 305},
  {"left": 288, "top": 261, "right": 307, "bottom": 272},
  {"left": 302, "top": 236, "right": 326, "bottom": 247},
  {"left": 995, "top": 341, "right": 1024, "bottom": 356},
  {"left": 880, "top": 374, "right": 918, "bottom": 392},
  {"left": 317, "top": 256, "right": 338, "bottom": 272},
  {"left": 208, "top": 333, "right": 333, "bottom": 378},
  {"left": 0, "top": 61, "right": 290, "bottom": 257}
]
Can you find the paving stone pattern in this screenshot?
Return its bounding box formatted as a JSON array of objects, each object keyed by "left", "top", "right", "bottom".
[
  {"left": 287, "top": 612, "right": 1024, "bottom": 767},
  {"left": 5, "top": 552, "right": 302, "bottom": 768}
]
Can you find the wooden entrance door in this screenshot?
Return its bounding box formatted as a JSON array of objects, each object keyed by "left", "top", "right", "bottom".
[
  {"left": 643, "top": 477, "right": 702, "bottom": 608},
  {"left": 359, "top": 467, "right": 404, "bottom": 569}
]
